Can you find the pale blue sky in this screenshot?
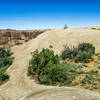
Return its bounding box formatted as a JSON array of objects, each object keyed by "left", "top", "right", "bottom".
[{"left": 0, "top": 0, "right": 100, "bottom": 30}]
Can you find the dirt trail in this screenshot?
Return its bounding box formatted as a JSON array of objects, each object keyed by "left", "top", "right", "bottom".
[{"left": 0, "top": 28, "right": 100, "bottom": 100}]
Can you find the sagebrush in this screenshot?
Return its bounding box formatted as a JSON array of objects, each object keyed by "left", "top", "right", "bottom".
[{"left": 61, "top": 43, "right": 95, "bottom": 63}]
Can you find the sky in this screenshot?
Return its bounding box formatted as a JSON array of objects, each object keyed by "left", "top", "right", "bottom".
[{"left": 0, "top": 0, "right": 100, "bottom": 30}]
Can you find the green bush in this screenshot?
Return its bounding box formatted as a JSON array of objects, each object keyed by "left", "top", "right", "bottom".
[
  {"left": 0, "top": 74, "right": 9, "bottom": 82},
  {"left": 77, "top": 43, "right": 95, "bottom": 54},
  {"left": 0, "top": 47, "right": 13, "bottom": 68},
  {"left": 27, "top": 48, "right": 60, "bottom": 76},
  {"left": 39, "top": 62, "right": 79, "bottom": 85},
  {"left": 61, "top": 43, "right": 95, "bottom": 63},
  {"left": 0, "top": 47, "right": 14, "bottom": 85},
  {"left": 61, "top": 46, "right": 73, "bottom": 60},
  {"left": 81, "top": 74, "right": 95, "bottom": 84},
  {"left": 91, "top": 28, "right": 96, "bottom": 30},
  {"left": 80, "top": 73, "right": 100, "bottom": 90},
  {"left": 64, "top": 24, "right": 67, "bottom": 29},
  {"left": 27, "top": 48, "right": 82, "bottom": 86}
]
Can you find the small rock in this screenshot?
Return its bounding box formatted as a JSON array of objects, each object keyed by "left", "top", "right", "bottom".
[{"left": 72, "top": 96, "right": 76, "bottom": 99}]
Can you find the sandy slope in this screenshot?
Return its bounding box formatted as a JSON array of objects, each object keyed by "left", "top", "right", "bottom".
[{"left": 0, "top": 28, "right": 100, "bottom": 100}]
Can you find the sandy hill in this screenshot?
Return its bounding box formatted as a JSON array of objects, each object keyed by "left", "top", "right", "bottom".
[{"left": 0, "top": 28, "right": 100, "bottom": 100}]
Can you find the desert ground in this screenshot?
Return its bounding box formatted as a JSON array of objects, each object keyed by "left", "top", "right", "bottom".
[{"left": 0, "top": 27, "right": 100, "bottom": 100}]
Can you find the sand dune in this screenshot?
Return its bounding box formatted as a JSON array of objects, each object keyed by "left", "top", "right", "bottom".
[{"left": 0, "top": 28, "right": 100, "bottom": 100}]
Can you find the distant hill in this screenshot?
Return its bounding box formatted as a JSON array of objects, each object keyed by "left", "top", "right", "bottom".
[{"left": 0, "top": 29, "right": 46, "bottom": 47}]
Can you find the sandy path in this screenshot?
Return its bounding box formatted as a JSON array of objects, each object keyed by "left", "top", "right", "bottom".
[{"left": 0, "top": 28, "right": 100, "bottom": 100}]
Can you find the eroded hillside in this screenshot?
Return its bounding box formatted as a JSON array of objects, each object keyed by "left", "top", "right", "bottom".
[{"left": 0, "top": 29, "right": 46, "bottom": 47}]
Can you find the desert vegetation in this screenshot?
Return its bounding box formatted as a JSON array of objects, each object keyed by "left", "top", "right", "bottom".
[
  {"left": 0, "top": 47, "right": 14, "bottom": 85},
  {"left": 61, "top": 43, "right": 95, "bottom": 63},
  {"left": 27, "top": 47, "right": 82, "bottom": 86},
  {"left": 91, "top": 27, "right": 97, "bottom": 30},
  {"left": 1, "top": 27, "right": 100, "bottom": 99},
  {"left": 64, "top": 24, "right": 68, "bottom": 29},
  {"left": 27, "top": 43, "right": 100, "bottom": 91}
]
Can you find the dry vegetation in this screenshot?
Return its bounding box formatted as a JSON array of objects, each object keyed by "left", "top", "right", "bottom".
[
  {"left": 65, "top": 54, "right": 100, "bottom": 92},
  {"left": 27, "top": 43, "right": 100, "bottom": 92}
]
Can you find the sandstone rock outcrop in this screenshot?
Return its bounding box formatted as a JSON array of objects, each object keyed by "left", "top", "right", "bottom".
[{"left": 0, "top": 30, "right": 46, "bottom": 47}]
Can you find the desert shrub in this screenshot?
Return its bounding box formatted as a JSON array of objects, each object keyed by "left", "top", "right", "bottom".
[
  {"left": 91, "top": 28, "right": 96, "bottom": 30},
  {"left": 39, "top": 62, "right": 79, "bottom": 85},
  {"left": 0, "top": 48, "right": 13, "bottom": 69},
  {"left": 0, "top": 74, "right": 9, "bottom": 82},
  {"left": 77, "top": 43, "right": 95, "bottom": 54},
  {"left": 64, "top": 24, "right": 67, "bottom": 29},
  {"left": 80, "top": 74, "right": 99, "bottom": 90},
  {"left": 61, "top": 43, "right": 95, "bottom": 63},
  {"left": 27, "top": 48, "right": 60, "bottom": 76},
  {"left": 27, "top": 48, "right": 81, "bottom": 86},
  {"left": 87, "top": 70, "right": 99, "bottom": 75},
  {"left": 0, "top": 47, "right": 14, "bottom": 85},
  {"left": 81, "top": 74, "right": 95, "bottom": 84},
  {"left": 61, "top": 45, "right": 73, "bottom": 60}
]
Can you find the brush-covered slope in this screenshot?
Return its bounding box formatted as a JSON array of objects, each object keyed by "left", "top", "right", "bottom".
[{"left": 0, "top": 28, "right": 100, "bottom": 100}]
